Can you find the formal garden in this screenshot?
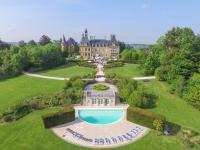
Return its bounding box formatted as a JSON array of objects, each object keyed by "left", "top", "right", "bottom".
[{"left": 0, "top": 27, "right": 200, "bottom": 149}]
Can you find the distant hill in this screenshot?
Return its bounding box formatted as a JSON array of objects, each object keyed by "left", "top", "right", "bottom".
[{"left": 125, "top": 44, "right": 152, "bottom": 50}]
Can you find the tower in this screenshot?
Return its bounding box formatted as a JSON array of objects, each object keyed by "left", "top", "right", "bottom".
[{"left": 85, "top": 29, "right": 88, "bottom": 38}]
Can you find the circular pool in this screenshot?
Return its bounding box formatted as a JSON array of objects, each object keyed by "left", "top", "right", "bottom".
[{"left": 78, "top": 109, "right": 124, "bottom": 125}]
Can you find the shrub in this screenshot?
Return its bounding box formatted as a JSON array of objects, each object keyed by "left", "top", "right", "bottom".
[
  {"left": 183, "top": 73, "right": 200, "bottom": 110},
  {"left": 42, "top": 106, "right": 75, "bottom": 128},
  {"left": 127, "top": 106, "right": 166, "bottom": 130},
  {"left": 153, "top": 119, "right": 165, "bottom": 135},
  {"left": 76, "top": 61, "right": 96, "bottom": 68},
  {"left": 104, "top": 60, "right": 124, "bottom": 68},
  {"left": 177, "top": 128, "right": 200, "bottom": 149},
  {"left": 14, "top": 102, "right": 32, "bottom": 120},
  {"left": 169, "top": 75, "right": 185, "bottom": 97},
  {"left": 3, "top": 113, "right": 15, "bottom": 122},
  {"left": 93, "top": 84, "right": 109, "bottom": 91}
]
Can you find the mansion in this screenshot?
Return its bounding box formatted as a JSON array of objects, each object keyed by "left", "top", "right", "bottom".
[{"left": 80, "top": 29, "right": 120, "bottom": 60}]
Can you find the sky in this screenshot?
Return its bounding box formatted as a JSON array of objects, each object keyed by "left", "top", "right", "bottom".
[{"left": 0, "top": 0, "right": 200, "bottom": 44}]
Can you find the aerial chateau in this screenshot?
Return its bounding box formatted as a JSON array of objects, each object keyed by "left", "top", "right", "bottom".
[{"left": 80, "top": 29, "right": 120, "bottom": 60}]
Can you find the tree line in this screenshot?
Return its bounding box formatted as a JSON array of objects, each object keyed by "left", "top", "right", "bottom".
[
  {"left": 0, "top": 35, "right": 68, "bottom": 80},
  {"left": 118, "top": 27, "right": 200, "bottom": 111},
  {"left": 142, "top": 27, "right": 200, "bottom": 110}
]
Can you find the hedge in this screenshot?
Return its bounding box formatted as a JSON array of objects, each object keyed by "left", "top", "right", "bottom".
[
  {"left": 76, "top": 61, "right": 96, "bottom": 68},
  {"left": 127, "top": 106, "right": 166, "bottom": 130},
  {"left": 42, "top": 106, "right": 75, "bottom": 128},
  {"left": 104, "top": 60, "right": 124, "bottom": 68}
]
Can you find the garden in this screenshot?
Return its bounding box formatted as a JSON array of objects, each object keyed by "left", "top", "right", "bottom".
[{"left": 0, "top": 27, "right": 200, "bottom": 150}]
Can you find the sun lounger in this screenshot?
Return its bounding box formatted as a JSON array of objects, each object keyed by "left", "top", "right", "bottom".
[
  {"left": 117, "top": 136, "right": 124, "bottom": 142},
  {"left": 131, "top": 129, "right": 138, "bottom": 134},
  {"left": 126, "top": 132, "right": 134, "bottom": 138},
  {"left": 94, "top": 138, "right": 99, "bottom": 145},
  {"left": 105, "top": 138, "right": 111, "bottom": 144},
  {"left": 111, "top": 137, "right": 117, "bottom": 143},
  {"left": 122, "top": 135, "right": 130, "bottom": 140},
  {"left": 99, "top": 138, "right": 104, "bottom": 144}
]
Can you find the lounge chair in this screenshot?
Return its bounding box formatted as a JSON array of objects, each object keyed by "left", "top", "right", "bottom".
[
  {"left": 105, "top": 138, "right": 111, "bottom": 144},
  {"left": 126, "top": 133, "right": 134, "bottom": 138},
  {"left": 99, "top": 138, "right": 104, "bottom": 145},
  {"left": 94, "top": 138, "right": 99, "bottom": 145},
  {"left": 117, "top": 136, "right": 124, "bottom": 142},
  {"left": 122, "top": 135, "right": 130, "bottom": 140},
  {"left": 135, "top": 126, "right": 143, "bottom": 131},
  {"left": 131, "top": 129, "right": 138, "bottom": 134},
  {"left": 111, "top": 137, "right": 117, "bottom": 143}
]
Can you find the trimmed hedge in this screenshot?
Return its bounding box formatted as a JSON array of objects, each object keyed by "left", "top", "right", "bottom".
[
  {"left": 42, "top": 106, "right": 75, "bottom": 128},
  {"left": 127, "top": 106, "right": 166, "bottom": 130},
  {"left": 76, "top": 61, "right": 96, "bottom": 68},
  {"left": 104, "top": 60, "right": 124, "bottom": 68}
]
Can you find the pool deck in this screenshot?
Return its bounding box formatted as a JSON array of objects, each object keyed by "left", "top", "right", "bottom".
[{"left": 52, "top": 119, "right": 150, "bottom": 148}]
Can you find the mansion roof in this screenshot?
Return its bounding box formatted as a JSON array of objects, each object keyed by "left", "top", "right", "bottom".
[{"left": 80, "top": 29, "right": 118, "bottom": 47}]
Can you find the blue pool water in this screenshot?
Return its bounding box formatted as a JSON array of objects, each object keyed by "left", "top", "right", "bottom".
[{"left": 78, "top": 109, "right": 124, "bottom": 124}]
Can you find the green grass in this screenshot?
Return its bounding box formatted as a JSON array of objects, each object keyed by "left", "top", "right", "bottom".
[
  {"left": 105, "top": 63, "right": 143, "bottom": 78},
  {"left": 37, "top": 63, "right": 95, "bottom": 78},
  {"left": 0, "top": 75, "right": 65, "bottom": 112},
  {"left": 142, "top": 80, "right": 200, "bottom": 133},
  {"left": 0, "top": 108, "right": 186, "bottom": 150},
  {"left": 1, "top": 64, "right": 200, "bottom": 149}
]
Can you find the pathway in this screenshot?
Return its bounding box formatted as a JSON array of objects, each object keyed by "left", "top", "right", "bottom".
[
  {"left": 133, "top": 76, "right": 156, "bottom": 80},
  {"left": 95, "top": 64, "right": 106, "bottom": 82},
  {"left": 23, "top": 71, "right": 156, "bottom": 81},
  {"left": 22, "top": 71, "right": 69, "bottom": 81}
]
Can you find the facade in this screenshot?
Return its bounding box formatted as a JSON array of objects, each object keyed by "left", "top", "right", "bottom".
[
  {"left": 82, "top": 90, "right": 116, "bottom": 106},
  {"left": 82, "top": 83, "right": 119, "bottom": 106},
  {"left": 80, "top": 29, "right": 120, "bottom": 60}
]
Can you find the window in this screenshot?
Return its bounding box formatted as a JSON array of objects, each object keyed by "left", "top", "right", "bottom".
[
  {"left": 98, "top": 98, "right": 101, "bottom": 104},
  {"left": 100, "top": 99, "right": 103, "bottom": 104},
  {"left": 105, "top": 98, "right": 109, "bottom": 105},
  {"left": 92, "top": 98, "right": 96, "bottom": 104}
]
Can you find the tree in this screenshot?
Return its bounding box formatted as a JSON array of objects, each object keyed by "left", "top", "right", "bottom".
[
  {"left": 121, "top": 49, "right": 145, "bottom": 63},
  {"left": 0, "top": 39, "right": 10, "bottom": 50},
  {"left": 18, "top": 40, "right": 26, "bottom": 47},
  {"left": 184, "top": 74, "right": 200, "bottom": 110},
  {"left": 39, "top": 35, "right": 51, "bottom": 46},
  {"left": 118, "top": 41, "right": 126, "bottom": 53},
  {"left": 28, "top": 40, "right": 37, "bottom": 46}
]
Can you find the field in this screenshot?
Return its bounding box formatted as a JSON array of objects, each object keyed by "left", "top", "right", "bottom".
[
  {"left": 0, "top": 63, "right": 200, "bottom": 150},
  {"left": 105, "top": 64, "right": 144, "bottom": 78},
  {"left": 37, "top": 63, "right": 95, "bottom": 78},
  {"left": 0, "top": 75, "right": 65, "bottom": 112}
]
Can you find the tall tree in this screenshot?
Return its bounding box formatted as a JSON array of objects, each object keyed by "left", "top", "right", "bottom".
[
  {"left": 18, "top": 40, "right": 26, "bottom": 47},
  {"left": 118, "top": 41, "right": 125, "bottom": 53},
  {"left": 28, "top": 40, "right": 37, "bottom": 46},
  {"left": 39, "top": 35, "right": 51, "bottom": 46}
]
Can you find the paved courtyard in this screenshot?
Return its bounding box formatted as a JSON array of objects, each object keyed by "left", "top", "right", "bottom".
[{"left": 52, "top": 119, "right": 149, "bottom": 148}]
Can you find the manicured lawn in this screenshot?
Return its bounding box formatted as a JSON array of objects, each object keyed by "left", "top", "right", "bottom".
[
  {"left": 37, "top": 63, "right": 95, "bottom": 78},
  {"left": 0, "top": 75, "right": 65, "bottom": 112},
  {"left": 105, "top": 64, "right": 144, "bottom": 78},
  {"left": 142, "top": 80, "right": 200, "bottom": 133},
  {"left": 0, "top": 108, "right": 186, "bottom": 150}
]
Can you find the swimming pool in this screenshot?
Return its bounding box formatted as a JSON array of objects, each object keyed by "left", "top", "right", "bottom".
[{"left": 78, "top": 109, "right": 124, "bottom": 125}]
